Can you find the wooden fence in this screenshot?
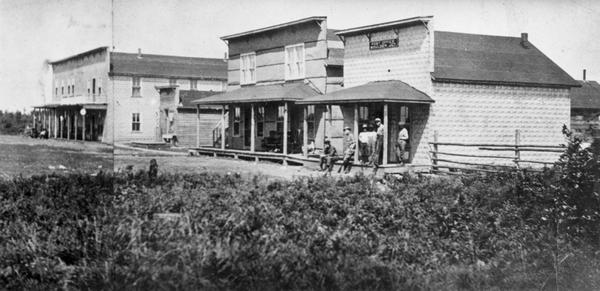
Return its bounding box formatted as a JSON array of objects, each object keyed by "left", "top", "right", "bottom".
[{"left": 429, "top": 130, "right": 566, "bottom": 175}]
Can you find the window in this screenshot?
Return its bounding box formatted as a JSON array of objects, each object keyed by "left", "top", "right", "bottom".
[
  {"left": 277, "top": 105, "right": 285, "bottom": 133},
  {"left": 61, "top": 86, "right": 64, "bottom": 95},
  {"left": 67, "top": 84, "right": 70, "bottom": 95},
  {"left": 132, "top": 77, "right": 141, "bottom": 97},
  {"left": 240, "top": 52, "right": 256, "bottom": 84},
  {"left": 257, "top": 106, "right": 265, "bottom": 137},
  {"left": 87, "top": 80, "right": 91, "bottom": 95},
  {"left": 169, "top": 78, "right": 177, "bottom": 85},
  {"left": 98, "top": 87, "right": 101, "bottom": 95},
  {"left": 92, "top": 78, "right": 96, "bottom": 95},
  {"left": 233, "top": 106, "right": 241, "bottom": 136},
  {"left": 190, "top": 79, "right": 197, "bottom": 90},
  {"left": 284, "top": 44, "right": 305, "bottom": 80},
  {"left": 306, "top": 105, "right": 315, "bottom": 140},
  {"left": 131, "top": 113, "right": 140, "bottom": 132},
  {"left": 55, "top": 87, "right": 58, "bottom": 96}
]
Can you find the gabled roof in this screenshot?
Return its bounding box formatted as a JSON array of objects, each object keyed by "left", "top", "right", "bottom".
[
  {"left": 49, "top": 46, "right": 109, "bottom": 65},
  {"left": 192, "top": 82, "right": 320, "bottom": 105},
  {"left": 296, "top": 80, "right": 434, "bottom": 105},
  {"left": 433, "top": 31, "right": 579, "bottom": 88},
  {"left": 110, "top": 52, "right": 227, "bottom": 80},
  {"left": 571, "top": 80, "right": 600, "bottom": 109},
  {"left": 179, "top": 90, "right": 221, "bottom": 109},
  {"left": 221, "top": 16, "right": 327, "bottom": 41}
]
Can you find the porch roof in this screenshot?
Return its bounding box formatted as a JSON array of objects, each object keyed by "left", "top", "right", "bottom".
[
  {"left": 296, "top": 80, "right": 434, "bottom": 105},
  {"left": 33, "top": 103, "right": 108, "bottom": 110},
  {"left": 191, "top": 82, "right": 320, "bottom": 105}
]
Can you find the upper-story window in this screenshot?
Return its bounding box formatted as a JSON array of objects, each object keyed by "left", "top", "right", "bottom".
[
  {"left": 92, "top": 78, "right": 96, "bottom": 95},
  {"left": 67, "top": 83, "right": 71, "bottom": 95},
  {"left": 285, "top": 43, "right": 305, "bottom": 80},
  {"left": 132, "top": 77, "right": 141, "bottom": 97},
  {"left": 55, "top": 87, "right": 58, "bottom": 96},
  {"left": 87, "top": 80, "right": 91, "bottom": 95},
  {"left": 240, "top": 52, "right": 256, "bottom": 85},
  {"left": 190, "top": 79, "right": 197, "bottom": 90}
]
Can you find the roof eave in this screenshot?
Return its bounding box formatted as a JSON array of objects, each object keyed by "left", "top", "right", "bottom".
[
  {"left": 296, "top": 98, "right": 434, "bottom": 105},
  {"left": 336, "top": 16, "right": 433, "bottom": 37},
  {"left": 221, "top": 16, "right": 327, "bottom": 41},
  {"left": 432, "top": 77, "right": 580, "bottom": 89},
  {"left": 108, "top": 72, "right": 227, "bottom": 81},
  {"left": 193, "top": 97, "right": 304, "bottom": 105}
]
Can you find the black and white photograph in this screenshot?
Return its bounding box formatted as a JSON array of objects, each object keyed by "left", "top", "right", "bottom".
[{"left": 1, "top": 0, "right": 599, "bottom": 289}]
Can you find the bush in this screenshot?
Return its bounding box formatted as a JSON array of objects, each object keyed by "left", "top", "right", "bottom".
[{"left": 1, "top": 135, "right": 599, "bottom": 290}]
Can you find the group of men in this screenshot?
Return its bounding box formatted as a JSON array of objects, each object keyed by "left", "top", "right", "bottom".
[{"left": 320, "top": 117, "right": 409, "bottom": 175}]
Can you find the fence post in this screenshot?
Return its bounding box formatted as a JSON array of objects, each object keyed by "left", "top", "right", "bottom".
[
  {"left": 432, "top": 130, "right": 439, "bottom": 172},
  {"left": 515, "top": 129, "right": 521, "bottom": 169}
]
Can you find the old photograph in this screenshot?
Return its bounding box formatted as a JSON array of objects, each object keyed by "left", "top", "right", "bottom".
[{"left": 1, "top": 0, "right": 599, "bottom": 289}]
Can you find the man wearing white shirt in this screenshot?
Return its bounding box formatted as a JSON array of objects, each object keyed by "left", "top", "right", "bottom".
[{"left": 396, "top": 123, "right": 409, "bottom": 165}]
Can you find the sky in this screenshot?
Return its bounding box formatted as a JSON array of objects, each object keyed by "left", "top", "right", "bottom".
[{"left": 1, "top": 0, "right": 599, "bottom": 111}]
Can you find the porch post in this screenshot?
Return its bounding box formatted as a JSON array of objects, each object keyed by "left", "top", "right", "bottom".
[
  {"left": 41, "top": 109, "right": 45, "bottom": 130},
  {"left": 46, "top": 110, "right": 50, "bottom": 131},
  {"left": 221, "top": 105, "right": 226, "bottom": 150},
  {"left": 59, "top": 111, "right": 63, "bottom": 139},
  {"left": 250, "top": 104, "right": 256, "bottom": 152},
  {"left": 82, "top": 112, "right": 86, "bottom": 141},
  {"left": 54, "top": 110, "right": 58, "bottom": 138},
  {"left": 303, "top": 106, "right": 308, "bottom": 157},
  {"left": 32, "top": 109, "right": 36, "bottom": 131},
  {"left": 195, "top": 105, "right": 200, "bottom": 148},
  {"left": 283, "top": 102, "right": 288, "bottom": 156},
  {"left": 354, "top": 104, "right": 359, "bottom": 165},
  {"left": 67, "top": 111, "right": 71, "bottom": 140},
  {"left": 74, "top": 111, "right": 78, "bottom": 140},
  {"left": 383, "top": 103, "right": 389, "bottom": 165}
]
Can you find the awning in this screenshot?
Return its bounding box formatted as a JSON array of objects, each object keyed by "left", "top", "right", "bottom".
[
  {"left": 33, "top": 103, "right": 107, "bottom": 110},
  {"left": 191, "top": 82, "right": 320, "bottom": 105},
  {"left": 296, "top": 80, "right": 434, "bottom": 105}
]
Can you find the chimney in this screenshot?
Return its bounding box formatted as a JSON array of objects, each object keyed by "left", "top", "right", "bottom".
[
  {"left": 583, "top": 69, "right": 587, "bottom": 81},
  {"left": 137, "top": 48, "right": 142, "bottom": 59},
  {"left": 520, "top": 33, "right": 529, "bottom": 48}
]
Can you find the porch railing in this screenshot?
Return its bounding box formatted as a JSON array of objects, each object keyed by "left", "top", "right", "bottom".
[{"left": 429, "top": 130, "right": 566, "bottom": 175}]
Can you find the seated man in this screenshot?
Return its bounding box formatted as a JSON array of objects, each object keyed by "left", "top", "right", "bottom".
[
  {"left": 319, "top": 139, "right": 338, "bottom": 175},
  {"left": 338, "top": 142, "right": 356, "bottom": 174}
]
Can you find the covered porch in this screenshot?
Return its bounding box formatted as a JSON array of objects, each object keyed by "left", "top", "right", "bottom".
[
  {"left": 296, "top": 80, "right": 434, "bottom": 166},
  {"left": 32, "top": 103, "right": 107, "bottom": 142},
  {"left": 191, "top": 82, "right": 320, "bottom": 156}
]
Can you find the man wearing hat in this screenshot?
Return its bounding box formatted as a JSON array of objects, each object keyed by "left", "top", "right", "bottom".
[
  {"left": 358, "top": 123, "right": 373, "bottom": 164},
  {"left": 370, "top": 117, "right": 384, "bottom": 169},
  {"left": 338, "top": 127, "right": 356, "bottom": 174},
  {"left": 319, "top": 137, "right": 338, "bottom": 174}
]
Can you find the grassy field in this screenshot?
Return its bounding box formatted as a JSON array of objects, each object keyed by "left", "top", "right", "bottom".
[{"left": 0, "top": 135, "right": 113, "bottom": 178}]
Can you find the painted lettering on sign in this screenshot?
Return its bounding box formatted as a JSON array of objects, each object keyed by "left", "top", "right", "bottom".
[{"left": 369, "top": 38, "right": 399, "bottom": 50}]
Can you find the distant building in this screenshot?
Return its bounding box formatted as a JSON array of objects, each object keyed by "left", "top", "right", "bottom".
[
  {"left": 571, "top": 77, "right": 600, "bottom": 142},
  {"left": 33, "top": 47, "right": 227, "bottom": 144},
  {"left": 193, "top": 16, "right": 344, "bottom": 153}
]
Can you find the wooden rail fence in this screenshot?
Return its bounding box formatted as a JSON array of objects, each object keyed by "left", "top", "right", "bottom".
[{"left": 429, "top": 130, "right": 566, "bottom": 175}]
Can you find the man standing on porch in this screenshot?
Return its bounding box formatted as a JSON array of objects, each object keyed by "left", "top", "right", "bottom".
[
  {"left": 371, "top": 118, "right": 384, "bottom": 170},
  {"left": 396, "top": 123, "right": 409, "bottom": 165}
]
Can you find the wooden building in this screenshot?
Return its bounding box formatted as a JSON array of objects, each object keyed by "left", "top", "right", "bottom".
[
  {"left": 192, "top": 16, "right": 344, "bottom": 154},
  {"left": 300, "top": 16, "right": 580, "bottom": 167},
  {"left": 156, "top": 86, "right": 222, "bottom": 147},
  {"left": 33, "top": 47, "right": 227, "bottom": 144},
  {"left": 571, "top": 77, "right": 600, "bottom": 142}
]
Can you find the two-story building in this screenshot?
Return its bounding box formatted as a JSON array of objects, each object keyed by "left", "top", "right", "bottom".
[
  {"left": 192, "top": 16, "right": 344, "bottom": 155},
  {"left": 570, "top": 73, "right": 600, "bottom": 143},
  {"left": 33, "top": 47, "right": 227, "bottom": 144},
  {"left": 299, "top": 16, "right": 580, "bottom": 168}
]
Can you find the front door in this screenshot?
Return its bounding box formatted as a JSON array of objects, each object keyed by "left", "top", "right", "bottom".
[{"left": 243, "top": 107, "right": 251, "bottom": 147}]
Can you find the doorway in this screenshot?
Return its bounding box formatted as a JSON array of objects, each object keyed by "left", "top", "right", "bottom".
[{"left": 243, "top": 107, "right": 251, "bottom": 147}]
